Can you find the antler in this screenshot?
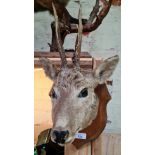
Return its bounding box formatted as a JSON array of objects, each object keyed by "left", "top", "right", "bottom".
[
  {"left": 70, "top": 0, "right": 112, "bottom": 33},
  {"left": 52, "top": 2, "right": 67, "bottom": 68},
  {"left": 72, "top": 1, "right": 83, "bottom": 70}
]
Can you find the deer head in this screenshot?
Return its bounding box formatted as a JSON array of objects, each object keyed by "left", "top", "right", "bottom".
[{"left": 40, "top": 2, "right": 119, "bottom": 146}]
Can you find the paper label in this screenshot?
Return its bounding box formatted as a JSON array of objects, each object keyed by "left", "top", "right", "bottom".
[{"left": 75, "top": 133, "right": 86, "bottom": 139}]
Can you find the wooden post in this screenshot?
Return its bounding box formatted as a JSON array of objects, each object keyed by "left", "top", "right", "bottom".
[{"left": 65, "top": 133, "right": 121, "bottom": 155}]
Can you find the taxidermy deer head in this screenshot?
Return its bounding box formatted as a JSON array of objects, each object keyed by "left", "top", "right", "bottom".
[{"left": 40, "top": 2, "right": 119, "bottom": 146}]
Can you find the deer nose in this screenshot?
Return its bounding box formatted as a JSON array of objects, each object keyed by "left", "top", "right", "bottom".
[{"left": 53, "top": 130, "right": 69, "bottom": 144}]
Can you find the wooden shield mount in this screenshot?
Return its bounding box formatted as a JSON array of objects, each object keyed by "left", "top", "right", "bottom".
[{"left": 72, "top": 83, "right": 111, "bottom": 149}]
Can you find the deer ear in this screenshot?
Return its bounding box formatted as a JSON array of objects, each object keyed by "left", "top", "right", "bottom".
[
  {"left": 39, "top": 58, "right": 57, "bottom": 79},
  {"left": 93, "top": 55, "right": 119, "bottom": 84}
]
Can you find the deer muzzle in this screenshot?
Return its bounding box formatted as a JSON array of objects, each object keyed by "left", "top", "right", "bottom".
[{"left": 52, "top": 130, "right": 69, "bottom": 144}]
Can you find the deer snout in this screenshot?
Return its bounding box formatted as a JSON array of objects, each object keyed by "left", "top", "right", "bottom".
[{"left": 52, "top": 130, "right": 69, "bottom": 144}]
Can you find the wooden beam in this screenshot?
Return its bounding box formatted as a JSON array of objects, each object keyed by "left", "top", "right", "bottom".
[
  {"left": 34, "top": 51, "right": 92, "bottom": 58},
  {"left": 34, "top": 51, "right": 93, "bottom": 70}
]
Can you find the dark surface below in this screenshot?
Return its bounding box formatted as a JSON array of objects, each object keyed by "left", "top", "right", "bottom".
[{"left": 36, "top": 139, "right": 64, "bottom": 155}]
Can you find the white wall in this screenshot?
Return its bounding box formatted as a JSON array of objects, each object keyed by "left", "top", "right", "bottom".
[{"left": 34, "top": 1, "right": 121, "bottom": 133}]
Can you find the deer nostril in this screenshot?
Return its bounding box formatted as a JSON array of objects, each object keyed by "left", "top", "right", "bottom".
[{"left": 53, "top": 130, "right": 69, "bottom": 144}]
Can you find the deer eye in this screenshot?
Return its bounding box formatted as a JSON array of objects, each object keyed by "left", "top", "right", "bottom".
[
  {"left": 78, "top": 88, "right": 88, "bottom": 98},
  {"left": 49, "top": 89, "right": 57, "bottom": 99}
]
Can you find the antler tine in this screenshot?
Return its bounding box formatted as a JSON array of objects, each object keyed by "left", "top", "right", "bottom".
[
  {"left": 52, "top": 2, "right": 67, "bottom": 68},
  {"left": 73, "top": 0, "right": 83, "bottom": 70}
]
